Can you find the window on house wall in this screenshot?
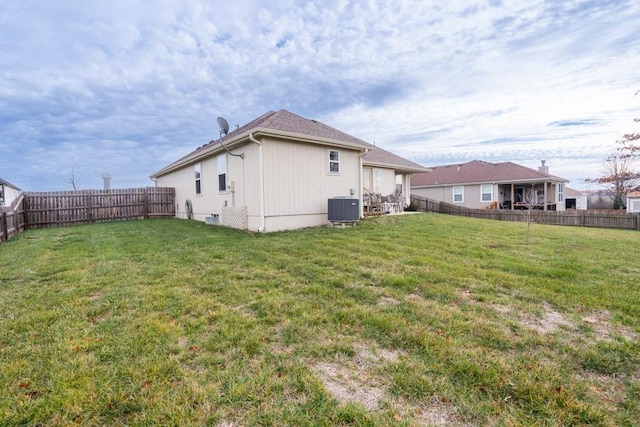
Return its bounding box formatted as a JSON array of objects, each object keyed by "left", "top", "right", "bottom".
[
  {"left": 557, "top": 183, "right": 564, "bottom": 202},
  {"left": 194, "top": 163, "right": 202, "bottom": 195},
  {"left": 453, "top": 186, "right": 464, "bottom": 203},
  {"left": 217, "top": 154, "right": 227, "bottom": 192},
  {"left": 328, "top": 150, "right": 340, "bottom": 173},
  {"left": 481, "top": 184, "right": 493, "bottom": 202},
  {"left": 373, "top": 169, "right": 382, "bottom": 194}
]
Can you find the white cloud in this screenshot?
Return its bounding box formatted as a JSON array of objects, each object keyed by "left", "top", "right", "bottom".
[{"left": 0, "top": 0, "right": 639, "bottom": 191}]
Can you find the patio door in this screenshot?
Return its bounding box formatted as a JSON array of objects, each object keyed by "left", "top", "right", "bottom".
[
  {"left": 362, "top": 167, "right": 381, "bottom": 194},
  {"left": 363, "top": 168, "right": 372, "bottom": 194}
]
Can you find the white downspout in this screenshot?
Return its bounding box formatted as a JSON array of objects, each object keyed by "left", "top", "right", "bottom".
[
  {"left": 359, "top": 148, "right": 369, "bottom": 218},
  {"left": 249, "top": 133, "right": 265, "bottom": 232}
]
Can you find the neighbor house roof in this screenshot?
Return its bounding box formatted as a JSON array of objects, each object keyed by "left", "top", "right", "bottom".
[
  {"left": 627, "top": 190, "right": 640, "bottom": 198},
  {"left": 565, "top": 187, "right": 587, "bottom": 197},
  {"left": 0, "top": 178, "right": 21, "bottom": 190},
  {"left": 411, "top": 160, "right": 568, "bottom": 187},
  {"left": 151, "top": 109, "right": 428, "bottom": 177}
]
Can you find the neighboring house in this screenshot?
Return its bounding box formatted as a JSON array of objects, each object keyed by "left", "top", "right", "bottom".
[
  {"left": 627, "top": 190, "right": 640, "bottom": 213},
  {"left": 564, "top": 187, "right": 589, "bottom": 210},
  {"left": 0, "top": 178, "right": 21, "bottom": 207},
  {"left": 150, "top": 109, "right": 427, "bottom": 232},
  {"left": 411, "top": 160, "right": 569, "bottom": 211}
]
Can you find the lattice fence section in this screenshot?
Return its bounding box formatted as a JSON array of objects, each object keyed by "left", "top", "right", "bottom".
[{"left": 221, "top": 205, "right": 248, "bottom": 230}]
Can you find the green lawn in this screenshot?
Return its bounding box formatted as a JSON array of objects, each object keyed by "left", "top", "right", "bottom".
[{"left": 0, "top": 214, "right": 638, "bottom": 426}]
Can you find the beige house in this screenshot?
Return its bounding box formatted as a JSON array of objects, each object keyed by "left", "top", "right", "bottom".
[
  {"left": 627, "top": 190, "right": 640, "bottom": 213},
  {"left": 0, "top": 178, "right": 21, "bottom": 207},
  {"left": 150, "top": 110, "right": 427, "bottom": 232},
  {"left": 411, "top": 160, "right": 569, "bottom": 211}
]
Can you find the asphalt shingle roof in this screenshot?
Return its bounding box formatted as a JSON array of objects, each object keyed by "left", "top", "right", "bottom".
[
  {"left": 152, "top": 109, "right": 428, "bottom": 177},
  {"left": 411, "top": 160, "right": 568, "bottom": 187}
]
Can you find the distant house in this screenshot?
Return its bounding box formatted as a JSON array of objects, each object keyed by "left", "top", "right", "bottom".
[
  {"left": 564, "top": 187, "right": 589, "bottom": 210},
  {"left": 411, "top": 160, "right": 569, "bottom": 211},
  {"left": 0, "top": 178, "right": 21, "bottom": 207},
  {"left": 150, "top": 109, "right": 427, "bottom": 232},
  {"left": 627, "top": 190, "right": 640, "bottom": 213}
]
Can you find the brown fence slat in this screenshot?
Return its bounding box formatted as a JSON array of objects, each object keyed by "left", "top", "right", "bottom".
[{"left": 410, "top": 195, "right": 639, "bottom": 231}]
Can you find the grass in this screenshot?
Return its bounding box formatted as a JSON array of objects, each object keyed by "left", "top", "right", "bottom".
[{"left": 0, "top": 214, "right": 638, "bottom": 426}]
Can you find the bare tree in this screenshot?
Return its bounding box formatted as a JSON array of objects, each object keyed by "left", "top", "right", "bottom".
[
  {"left": 586, "top": 153, "right": 639, "bottom": 209},
  {"left": 65, "top": 168, "right": 79, "bottom": 190},
  {"left": 521, "top": 184, "right": 539, "bottom": 245}
]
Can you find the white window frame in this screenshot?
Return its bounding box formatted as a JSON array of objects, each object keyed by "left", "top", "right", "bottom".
[
  {"left": 328, "top": 149, "right": 340, "bottom": 174},
  {"left": 217, "top": 155, "right": 227, "bottom": 192},
  {"left": 194, "top": 163, "right": 202, "bottom": 195},
  {"left": 557, "top": 183, "right": 564, "bottom": 202},
  {"left": 481, "top": 184, "right": 493, "bottom": 202},
  {"left": 453, "top": 186, "right": 464, "bottom": 203}
]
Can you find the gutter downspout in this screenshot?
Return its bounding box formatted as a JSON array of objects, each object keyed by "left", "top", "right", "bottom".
[
  {"left": 359, "top": 148, "right": 369, "bottom": 218},
  {"left": 249, "top": 133, "right": 265, "bottom": 232}
]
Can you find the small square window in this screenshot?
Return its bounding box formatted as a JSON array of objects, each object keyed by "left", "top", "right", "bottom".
[{"left": 329, "top": 150, "right": 340, "bottom": 174}]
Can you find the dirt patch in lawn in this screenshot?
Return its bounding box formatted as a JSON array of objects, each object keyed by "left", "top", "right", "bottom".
[
  {"left": 377, "top": 296, "right": 400, "bottom": 307},
  {"left": 581, "top": 310, "right": 638, "bottom": 342},
  {"left": 312, "top": 341, "right": 467, "bottom": 424},
  {"left": 523, "top": 303, "right": 575, "bottom": 335},
  {"left": 414, "top": 396, "right": 468, "bottom": 427},
  {"left": 311, "top": 341, "right": 401, "bottom": 410}
]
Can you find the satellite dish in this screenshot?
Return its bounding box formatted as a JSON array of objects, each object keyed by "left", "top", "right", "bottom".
[
  {"left": 216, "top": 115, "right": 244, "bottom": 159},
  {"left": 217, "top": 117, "right": 230, "bottom": 137}
]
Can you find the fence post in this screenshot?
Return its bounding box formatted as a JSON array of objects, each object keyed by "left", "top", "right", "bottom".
[
  {"left": 143, "top": 189, "right": 149, "bottom": 219},
  {"left": 0, "top": 211, "right": 6, "bottom": 242}
]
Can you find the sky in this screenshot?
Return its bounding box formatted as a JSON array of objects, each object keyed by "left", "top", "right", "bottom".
[{"left": 1, "top": 0, "right": 639, "bottom": 192}]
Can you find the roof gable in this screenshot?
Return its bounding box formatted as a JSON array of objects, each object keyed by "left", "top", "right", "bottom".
[
  {"left": 151, "top": 109, "right": 426, "bottom": 177},
  {"left": 411, "top": 160, "right": 568, "bottom": 187}
]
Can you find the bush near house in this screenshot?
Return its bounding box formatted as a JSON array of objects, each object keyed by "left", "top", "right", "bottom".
[{"left": 0, "top": 215, "right": 638, "bottom": 426}]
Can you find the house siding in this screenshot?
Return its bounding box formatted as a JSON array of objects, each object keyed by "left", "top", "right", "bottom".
[
  {"left": 156, "top": 137, "right": 362, "bottom": 232},
  {"left": 0, "top": 185, "right": 21, "bottom": 207},
  {"left": 261, "top": 137, "right": 360, "bottom": 229},
  {"left": 413, "top": 183, "right": 496, "bottom": 208},
  {"left": 155, "top": 143, "right": 259, "bottom": 222}
]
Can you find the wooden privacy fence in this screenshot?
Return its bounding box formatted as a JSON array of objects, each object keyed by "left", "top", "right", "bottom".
[
  {"left": 410, "top": 195, "right": 640, "bottom": 231},
  {"left": 0, "top": 187, "right": 175, "bottom": 242},
  {"left": 0, "top": 194, "right": 27, "bottom": 242}
]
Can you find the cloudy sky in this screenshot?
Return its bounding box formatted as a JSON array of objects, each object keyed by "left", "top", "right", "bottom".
[{"left": 1, "top": 0, "right": 639, "bottom": 191}]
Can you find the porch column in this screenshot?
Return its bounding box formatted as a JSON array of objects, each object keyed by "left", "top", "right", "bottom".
[
  {"left": 510, "top": 184, "right": 515, "bottom": 210},
  {"left": 543, "top": 181, "right": 548, "bottom": 211}
]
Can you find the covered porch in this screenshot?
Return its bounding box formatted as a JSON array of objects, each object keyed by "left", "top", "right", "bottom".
[{"left": 498, "top": 181, "right": 563, "bottom": 211}]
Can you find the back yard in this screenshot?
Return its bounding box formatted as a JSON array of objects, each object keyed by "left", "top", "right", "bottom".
[{"left": 0, "top": 214, "right": 638, "bottom": 426}]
